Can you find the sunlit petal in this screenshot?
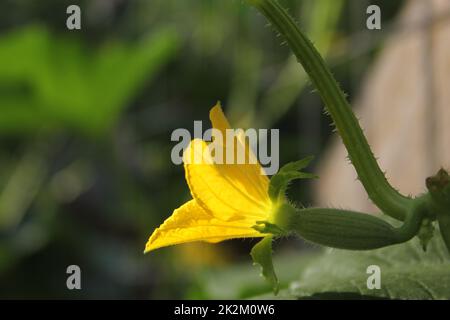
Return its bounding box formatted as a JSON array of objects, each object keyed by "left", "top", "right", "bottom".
[
  {"left": 183, "top": 139, "right": 271, "bottom": 221},
  {"left": 210, "top": 103, "right": 269, "bottom": 195},
  {"left": 145, "top": 200, "right": 263, "bottom": 252}
]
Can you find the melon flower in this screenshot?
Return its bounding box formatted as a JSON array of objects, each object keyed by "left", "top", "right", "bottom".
[{"left": 144, "top": 103, "right": 276, "bottom": 253}]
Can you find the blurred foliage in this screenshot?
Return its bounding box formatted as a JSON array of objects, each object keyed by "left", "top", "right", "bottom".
[
  {"left": 0, "top": 25, "right": 179, "bottom": 135},
  {"left": 0, "top": 0, "right": 404, "bottom": 298},
  {"left": 188, "top": 248, "right": 321, "bottom": 299}
]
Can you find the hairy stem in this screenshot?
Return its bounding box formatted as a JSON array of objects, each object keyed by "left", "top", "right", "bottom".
[{"left": 247, "top": 0, "right": 412, "bottom": 220}]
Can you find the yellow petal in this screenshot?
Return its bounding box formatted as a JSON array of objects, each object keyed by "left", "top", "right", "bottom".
[
  {"left": 145, "top": 200, "right": 263, "bottom": 252},
  {"left": 210, "top": 102, "right": 269, "bottom": 185},
  {"left": 210, "top": 102, "right": 231, "bottom": 134},
  {"left": 183, "top": 139, "right": 271, "bottom": 221}
]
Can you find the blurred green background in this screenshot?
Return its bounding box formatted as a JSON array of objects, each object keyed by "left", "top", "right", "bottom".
[{"left": 0, "top": 0, "right": 404, "bottom": 299}]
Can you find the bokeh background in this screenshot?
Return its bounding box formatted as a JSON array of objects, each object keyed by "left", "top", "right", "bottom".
[{"left": 2, "top": 0, "right": 447, "bottom": 299}]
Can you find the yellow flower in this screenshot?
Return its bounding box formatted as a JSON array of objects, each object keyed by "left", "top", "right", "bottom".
[{"left": 144, "top": 103, "right": 273, "bottom": 252}]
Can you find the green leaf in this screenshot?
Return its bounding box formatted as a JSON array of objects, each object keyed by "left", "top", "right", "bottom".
[
  {"left": 268, "top": 156, "right": 316, "bottom": 203},
  {"left": 250, "top": 236, "right": 279, "bottom": 294},
  {"left": 254, "top": 233, "right": 450, "bottom": 299}
]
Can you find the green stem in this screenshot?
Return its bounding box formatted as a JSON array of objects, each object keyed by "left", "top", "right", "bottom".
[{"left": 247, "top": 0, "right": 412, "bottom": 220}]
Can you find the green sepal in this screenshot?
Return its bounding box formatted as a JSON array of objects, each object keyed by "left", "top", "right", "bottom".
[
  {"left": 437, "top": 214, "right": 450, "bottom": 253},
  {"left": 253, "top": 221, "right": 286, "bottom": 235},
  {"left": 250, "top": 236, "right": 279, "bottom": 294},
  {"left": 268, "top": 156, "right": 316, "bottom": 203}
]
